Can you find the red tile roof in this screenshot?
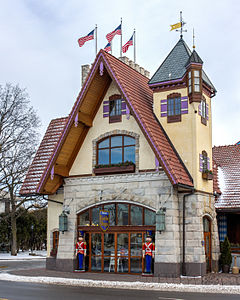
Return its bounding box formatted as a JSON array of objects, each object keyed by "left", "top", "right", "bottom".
[
  {"left": 20, "top": 117, "right": 68, "bottom": 194},
  {"left": 213, "top": 145, "right": 240, "bottom": 210},
  {"left": 21, "top": 50, "right": 193, "bottom": 194}
]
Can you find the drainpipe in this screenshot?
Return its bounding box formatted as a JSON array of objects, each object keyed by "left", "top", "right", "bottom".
[{"left": 182, "top": 189, "right": 194, "bottom": 276}]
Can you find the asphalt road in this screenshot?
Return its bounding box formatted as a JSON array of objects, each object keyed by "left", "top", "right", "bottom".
[
  {"left": 0, "top": 281, "right": 239, "bottom": 300},
  {"left": 0, "top": 259, "right": 45, "bottom": 272}
]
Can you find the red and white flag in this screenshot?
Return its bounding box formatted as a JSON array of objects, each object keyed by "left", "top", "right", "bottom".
[
  {"left": 122, "top": 34, "right": 133, "bottom": 53},
  {"left": 104, "top": 42, "right": 111, "bottom": 53},
  {"left": 106, "top": 24, "right": 121, "bottom": 43},
  {"left": 78, "top": 29, "right": 94, "bottom": 47}
]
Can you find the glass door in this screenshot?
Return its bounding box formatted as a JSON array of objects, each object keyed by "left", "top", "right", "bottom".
[
  {"left": 130, "top": 233, "right": 143, "bottom": 273},
  {"left": 91, "top": 233, "right": 102, "bottom": 271},
  {"left": 117, "top": 233, "right": 129, "bottom": 273},
  {"left": 103, "top": 233, "right": 115, "bottom": 272}
]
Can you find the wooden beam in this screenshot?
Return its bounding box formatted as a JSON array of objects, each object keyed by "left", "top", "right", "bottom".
[
  {"left": 54, "top": 164, "right": 69, "bottom": 177},
  {"left": 78, "top": 111, "right": 93, "bottom": 127}
]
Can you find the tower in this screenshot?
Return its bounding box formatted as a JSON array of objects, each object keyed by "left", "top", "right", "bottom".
[{"left": 148, "top": 38, "right": 216, "bottom": 192}]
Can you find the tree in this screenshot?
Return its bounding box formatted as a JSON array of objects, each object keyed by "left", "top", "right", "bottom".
[
  {"left": 0, "top": 83, "right": 46, "bottom": 255},
  {"left": 220, "top": 236, "right": 232, "bottom": 272}
]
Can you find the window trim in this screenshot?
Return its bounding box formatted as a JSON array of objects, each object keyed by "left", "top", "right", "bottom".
[{"left": 96, "top": 135, "right": 136, "bottom": 166}]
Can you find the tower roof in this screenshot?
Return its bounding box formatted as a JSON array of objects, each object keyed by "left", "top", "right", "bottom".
[{"left": 149, "top": 38, "right": 216, "bottom": 92}]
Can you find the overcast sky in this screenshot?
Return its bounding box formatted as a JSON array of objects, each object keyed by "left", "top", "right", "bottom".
[{"left": 0, "top": 0, "right": 239, "bottom": 146}]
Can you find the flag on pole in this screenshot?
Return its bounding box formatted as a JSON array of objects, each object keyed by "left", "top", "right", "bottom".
[
  {"left": 170, "top": 22, "right": 182, "bottom": 31},
  {"left": 78, "top": 29, "right": 95, "bottom": 47},
  {"left": 104, "top": 42, "right": 111, "bottom": 53},
  {"left": 122, "top": 34, "right": 133, "bottom": 53},
  {"left": 106, "top": 24, "right": 122, "bottom": 43}
]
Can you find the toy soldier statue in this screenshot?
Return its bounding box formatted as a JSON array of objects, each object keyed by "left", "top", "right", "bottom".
[
  {"left": 142, "top": 234, "right": 155, "bottom": 274},
  {"left": 76, "top": 234, "right": 87, "bottom": 271}
]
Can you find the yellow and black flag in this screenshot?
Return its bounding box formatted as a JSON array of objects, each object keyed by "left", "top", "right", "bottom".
[{"left": 170, "top": 22, "right": 182, "bottom": 31}]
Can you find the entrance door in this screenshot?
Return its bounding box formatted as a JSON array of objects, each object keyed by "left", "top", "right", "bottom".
[
  {"left": 203, "top": 217, "right": 212, "bottom": 272},
  {"left": 86, "top": 231, "right": 152, "bottom": 274}
]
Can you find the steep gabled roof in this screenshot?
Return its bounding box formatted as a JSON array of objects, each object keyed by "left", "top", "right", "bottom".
[
  {"left": 20, "top": 117, "right": 68, "bottom": 195},
  {"left": 186, "top": 49, "right": 203, "bottom": 65},
  {"left": 148, "top": 38, "right": 216, "bottom": 92},
  {"left": 21, "top": 50, "right": 193, "bottom": 195},
  {"left": 213, "top": 145, "right": 240, "bottom": 210}
]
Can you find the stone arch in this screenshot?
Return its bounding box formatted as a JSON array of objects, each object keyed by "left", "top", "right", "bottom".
[{"left": 92, "top": 130, "right": 140, "bottom": 171}]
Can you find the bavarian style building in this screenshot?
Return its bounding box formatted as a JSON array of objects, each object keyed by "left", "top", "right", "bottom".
[{"left": 21, "top": 37, "right": 220, "bottom": 277}]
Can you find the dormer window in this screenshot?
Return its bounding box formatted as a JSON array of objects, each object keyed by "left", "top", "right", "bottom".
[{"left": 194, "top": 70, "right": 200, "bottom": 92}]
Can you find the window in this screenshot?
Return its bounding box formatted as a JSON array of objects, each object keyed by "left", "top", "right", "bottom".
[
  {"left": 202, "top": 151, "right": 208, "bottom": 173},
  {"left": 109, "top": 94, "right": 122, "bottom": 123},
  {"left": 188, "top": 71, "right": 192, "bottom": 94},
  {"left": 53, "top": 231, "right": 59, "bottom": 250},
  {"left": 167, "top": 93, "right": 181, "bottom": 123},
  {"left": 97, "top": 135, "right": 135, "bottom": 166},
  {"left": 201, "top": 98, "right": 207, "bottom": 125},
  {"left": 194, "top": 70, "right": 200, "bottom": 92},
  {"left": 77, "top": 203, "right": 156, "bottom": 227}
]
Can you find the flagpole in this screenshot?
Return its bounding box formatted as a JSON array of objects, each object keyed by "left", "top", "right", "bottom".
[
  {"left": 134, "top": 29, "right": 136, "bottom": 63},
  {"left": 95, "top": 24, "right": 98, "bottom": 56},
  {"left": 120, "top": 17, "right": 122, "bottom": 57},
  {"left": 110, "top": 41, "right": 112, "bottom": 55}
]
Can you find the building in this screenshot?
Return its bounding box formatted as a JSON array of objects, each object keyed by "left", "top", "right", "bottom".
[
  {"left": 21, "top": 37, "right": 220, "bottom": 277},
  {"left": 213, "top": 144, "right": 240, "bottom": 246}
]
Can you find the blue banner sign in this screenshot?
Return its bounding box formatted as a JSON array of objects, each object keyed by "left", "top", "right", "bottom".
[{"left": 100, "top": 210, "right": 110, "bottom": 231}]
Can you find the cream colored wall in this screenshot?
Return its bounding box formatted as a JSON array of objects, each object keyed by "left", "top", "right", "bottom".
[
  {"left": 47, "top": 193, "right": 64, "bottom": 257},
  {"left": 70, "top": 81, "right": 156, "bottom": 176},
  {"left": 153, "top": 88, "right": 213, "bottom": 193}
]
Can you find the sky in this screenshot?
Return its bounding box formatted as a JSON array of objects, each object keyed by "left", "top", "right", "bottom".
[{"left": 0, "top": 0, "right": 239, "bottom": 147}]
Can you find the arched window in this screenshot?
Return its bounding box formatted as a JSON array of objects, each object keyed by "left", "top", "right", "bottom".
[{"left": 97, "top": 135, "right": 135, "bottom": 166}]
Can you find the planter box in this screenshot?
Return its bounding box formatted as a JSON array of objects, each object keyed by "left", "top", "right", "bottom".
[
  {"left": 94, "top": 164, "right": 135, "bottom": 175},
  {"left": 202, "top": 172, "right": 213, "bottom": 180}
]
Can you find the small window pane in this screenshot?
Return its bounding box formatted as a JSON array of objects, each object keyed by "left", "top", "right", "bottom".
[
  {"left": 194, "top": 85, "right": 200, "bottom": 92},
  {"left": 98, "top": 149, "right": 109, "bottom": 165},
  {"left": 98, "top": 138, "right": 109, "bottom": 149},
  {"left": 111, "top": 136, "right": 122, "bottom": 147},
  {"left": 104, "top": 204, "right": 116, "bottom": 226},
  {"left": 79, "top": 210, "right": 90, "bottom": 226},
  {"left": 144, "top": 209, "right": 156, "bottom": 225},
  {"left": 92, "top": 207, "right": 101, "bottom": 226},
  {"left": 124, "top": 136, "right": 135, "bottom": 146},
  {"left": 131, "top": 205, "right": 143, "bottom": 225},
  {"left": 188, "top": 71, "right": 191, "bottom": 78},
  {"left": 111, "top": 147, "right": 122, "bottom": 164},
  {"left": 175, "top": 98, "right": 181, "bottom": 115},
  {"left": 194, "top": 78, "right": 200, "bottom": 84},
  {"left": 194, "top": 70, "right": 200, "bottom": 77},
  {"left": 118, "top": 204, "right": 129, "bottom": 225},
  {"left": 124, "top": 146, "right": 135, "bottom": 163},
  {"left": 189, "top": 85, "right": 192, "bottom": 93}
]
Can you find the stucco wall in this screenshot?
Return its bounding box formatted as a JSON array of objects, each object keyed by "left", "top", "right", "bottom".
[
  {"left": 153, "top": 88, "right": 213, "bottom": 193},
  {"left": 47, "top": 191, "right": 64, "bottom": 257},
  {"left": 70, "top": 81, "right": 156, "bottom": 176}
]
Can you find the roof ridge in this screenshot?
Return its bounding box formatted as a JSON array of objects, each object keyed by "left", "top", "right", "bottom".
[{"left": 102, "top": 50, "right": 149, "bottom": 79}]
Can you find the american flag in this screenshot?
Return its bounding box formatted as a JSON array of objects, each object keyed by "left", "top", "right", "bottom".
[
  {"left": 104, "top": 42, "right": 111, "bottom": 53},
  {"left": 122, "top": 34, "right": 133, "bottom": 53},
  {"left": 78, "top": 29, "right": 94, "bottom": 47},
  {"left": 106, "top": 24, "right": 121, "bottom": 43}
]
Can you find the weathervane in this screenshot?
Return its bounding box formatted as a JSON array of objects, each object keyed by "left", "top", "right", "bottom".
[{"left": 170, "top": 11, "right": 187, "bottom": 38}]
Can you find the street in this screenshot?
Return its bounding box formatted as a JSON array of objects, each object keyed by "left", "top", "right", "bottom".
[
  {"left": 0, "top": 259, "right": 45, "bottom": 273},
  {"left": 0, "top": 280, "right": 240, "bottom": 300}
]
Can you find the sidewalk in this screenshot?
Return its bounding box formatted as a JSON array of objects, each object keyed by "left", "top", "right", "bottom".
[
  {"left": 8, "top": 267, "right": 240, "bottom": 286},
  {"left": 0, "top": 251, "right": 46, "bottom": 261},
  {"left": 1, "top": 268, "right": 240, "bottom": 294}
]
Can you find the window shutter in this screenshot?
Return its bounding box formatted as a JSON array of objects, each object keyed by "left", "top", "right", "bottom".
[
  {"left": 160, "top": 99, "right": 167, "bottom": 117},
  {"left": 181, "top": 97, "right": 188, "bottom": 115},
  {"left": 199, "top": 154, "right": 203, "bottom": 172},
  {"left": 121, "top": 99, "right": 127, "bottom": 115},
  {"left": 207, "top": 157, "right": 210, "bottom": 170},
  {"left": 198, "top": 103, "right": 202, "bottom": 116},
  {"left": 103, "top": 100, "right": 109, "bottom": 117},
  {"left": 206, "top": 104, "right": 209, "bottom": 120}
]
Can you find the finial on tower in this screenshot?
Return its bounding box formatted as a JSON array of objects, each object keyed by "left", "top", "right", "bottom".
[{"left": 170, "top": 11, "right": 187, "bottom": 38}]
